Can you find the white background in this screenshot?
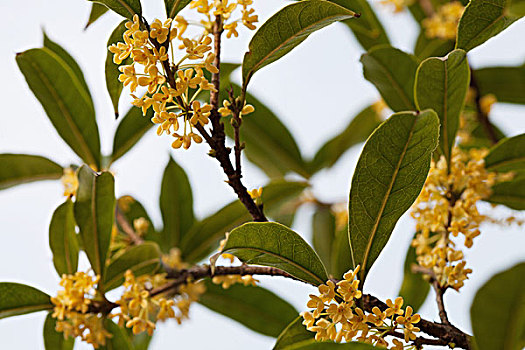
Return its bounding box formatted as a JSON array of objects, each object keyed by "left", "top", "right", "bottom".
[{"left": 0, "top": 0, "right": 524, "bottom": 349}]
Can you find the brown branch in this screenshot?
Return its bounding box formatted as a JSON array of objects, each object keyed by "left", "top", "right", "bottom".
[
  {"left": 470, "top": 68, "right": 499, "bottom": 145},
  {"left": 210, "top": 15, "right": 223, "bottom": 111},
  {"left": 115, "top": 207, "right": 143, "bottom": 245}
]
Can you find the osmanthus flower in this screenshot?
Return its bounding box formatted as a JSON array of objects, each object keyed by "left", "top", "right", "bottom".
[
  {"left": 61, "top": 167, "right": 78, "bottom": 197},
  {"left": 211, "top": 274, "right": 259, "bottom": 288},
  {"left": 423, "top": 1, "right": 464, "bottom": 40}
]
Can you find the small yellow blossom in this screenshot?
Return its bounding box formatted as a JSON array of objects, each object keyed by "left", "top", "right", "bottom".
[
  {"left": 480, "top": 94, "right": 497, "bottom": 115},
  {"left": 423, "top": 2, "right": 464, "bottom": 40},
  {"left": 61, "top": 168, "right": 78, "bottom": 197}
]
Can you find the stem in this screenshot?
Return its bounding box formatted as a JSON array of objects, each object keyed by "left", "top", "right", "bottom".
[
  {"left": 470, "top": 68, "right": 499, "bottom": 144},
  {"left": 115, "top": 207, "right": 143, "bottom": 245}
]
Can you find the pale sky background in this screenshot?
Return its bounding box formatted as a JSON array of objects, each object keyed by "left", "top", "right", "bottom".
[{"left": 1, "top": 0, "right": 524, "bottom": 349}]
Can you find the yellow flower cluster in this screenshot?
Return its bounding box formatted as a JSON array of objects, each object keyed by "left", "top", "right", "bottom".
[
  {"left": 51, "top": 272, "right": 110, "bottom": 348},
  {"left": 162, "top": 247, "right": 189, "bottom": 270},
  {"left": 133, "top": 217, "right": 150, "bottom": 236},
  {"left": 61, "top": 168, "right": 78, "bottom": 197},
  {"left": 379, "top": 0, "right": 414, "bottom": 13},
  {"left": 301, "top": 266, "right": 420, "bottom": 348},
  {"left": 423, "top": 2, "right": 464, "bottom": 40},
  {"left": 411, "top": 147, "right": 511, "bottom": 290},
  {"left": 212, "top": 274, "right": 259, "bottom": 288}
]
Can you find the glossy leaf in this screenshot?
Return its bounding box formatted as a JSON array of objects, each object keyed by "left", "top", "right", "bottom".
[
  {"left": 222, "top": 222, "right": 329, "bottom": 285},
  {"left": 485, "top": 134, "right": 525, "bottom": 172},
  {"left": 473, "top": 65, "right": 525, "bottom": 104},
  {"left": 415, "top": 49, "right": 470, "bottom": 162},
  {"left": 159, "top": 157, "right": 194, "bottom": 252},
  {"left": 74, "top": 166, "right": 116, "bottom": 278},
  {"left": 165, "top": 0, "right": 191, "bottom": 18},
  {"left": 104, "top": 242, "right": 161, "bottom": 291},
  {"left": 487, "top": 178, "right": 525, "bottom": 210},
  {"left": 398, "top": 236, "right": 430, "bottom": 312},
  {"left": 312, "top": 207, "right": 336, "bottom": 274},
  {"left": 331, "top": 224, "right": 352, "bottom": 279},
  {"left": 49, "top": 199, "right": 79, "bottom": 276},
  {"left": 43, "top": 313, "right": 74, "bottom": 350},
  {"left": 199, "top": 280, "right": 298, "bottom": 337},
  {"left": 111, "top": 106, "right": 153, "bottom": 163},
  {"left": 0, "top": 283, "right": 52, "bottom": 319},
  {"left": 180, "top": 181, "right": 308, "bottom": 262},
  {"left": 348, "top": 110, "right": 439, "bottom": 283},
  {"left": 16, "top": 48, "right": 101, "bottom": 168},
  {"left": 471, "top": 262, "right": 525, "bottom": 350},
  {"left": 90, "top": 0, "right": 141, "bottom": 19},
  {"left": 106, "top": 21, "right": 131, "bottom": 117},
  {"left": 100, "top": 319, "right": 134, "bottom": 350},
  {"left": 274, "top": 316, "right": 315, "bottom": 350},
  {"left": 242, "top": 0, "right": 357, "bottom": 89},
  {"left": 456, "top": 0, "right": 520, "bottom": 52},
  {"left": 360, "top": 45, "right": 419, "bottom": 112},
  {"left": 85, "top": 3, "right": 109, "bottom": 29},
  {"left": 0, "top": 154, "right": 62, "bottom": 190},
  {"left": 310, "top": 105, "right": 382, "bottom": 172}
]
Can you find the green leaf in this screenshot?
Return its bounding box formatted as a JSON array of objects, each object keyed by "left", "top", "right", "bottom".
[
  {"left": 74, "top": 166, "right": 116, "bottom": 278},
  {"left": 159, "top": 157, "right": 194, "bottom": 252},
  {"left": 485, "top": 134, "right": 525, "bottom": 172},
  {"left": 180, "top": 181, "right": 308, "bottom": 262},
  {"left": 360, "top": 45, "right": 419, "bottom": 112},
  {"left": 471, "top": 262, "right": 525, "bottom": 350},
  {"left": 106, "top": 21, "right": 132, "bottom": 117},
  {"left": 456, "top": 0, "right": 521, "bottom": 52},
  {"left": 199, "top": 280, "right": 298, "bottom": 337},
  {"left": 348, "top": 110, "right": 439, "bottom": 283},
  {"left": 398, "top": 235, "right": 430, "bottom": 312},
  {"left": 312, "top": 207, "right": 336, "bottom": 275},
  {"left": 310, "top": 105, "right": 382, "bottom": 172},
  {"left": 116, "top": 195, "right": 158, "bottom": 243},
  {"left": 414, "top": 30, "right": 455, "bottom": 61},
  {"left": 85, "top": 3, "right": 109, "bottom": 29},
  {"left": 49, "top": 199, "right": 80, "bottom": 276},
  {"left": 104, "top": 242, "right": 161, "bottom": 291},
  {"left": 0, "top": 154, "right": 62, "bottom": 190},
  {"left": 274, "top": 316, "right": 315, "bottom": 350},
  {"left": 165, "top": 0, "right": 191, "bottom": 18},
  {"left": 100, "top": 319, "right": 134, "bottom": 350},
  {"left": 43, "top": 313, "right": 74, "bottom": 350},
  {"left": 222, "top": 222, "right": 328, "bottom": 285},
  {"left": 486, "top": 178, "right": 525, "bottom": 210},
  {"left": 16, "top": 48, "right": 101, "bottom": 169},
  {"left": 111, "top": 106, "right": 153, "bottom": 163},
  {"left": 129, "top": 332, "right": 152, "bottom": 350},
  {"left": 242, "top": 0, "right": 357, "bottom": 89},
  {"left": 90, "top": 0, "right": 142, "bottom": 19},
  {"left": 0, "top": 283, "right": 52, "bottom": 319},
  {"left": 415, "top": 49, "right": 470, "bottom": 163},
  {"left": 331, "top": 224, "right": 352, "bottom": 279},
  {"left": 473, "top": 65, "right": 525, "bottom": 105}
]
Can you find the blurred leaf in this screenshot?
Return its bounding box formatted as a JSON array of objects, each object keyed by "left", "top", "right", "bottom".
[
  {"left": 312, "top": 207, "right": 336, "bottom": 274},
  {"left": 49, "top": 199, "right": 79, "bottom": 276},
  {"left": 111, "top": 106, "right": 153, "bottom": 163},
  {"left": 129, "top": 332, "right": 152, "bottom": 350},
  {"left": 456, "top": 0, "right": 521, "bottom": 52},
  {"left": 398, "top": 236, "right": 430, "bottom": 312},
  {"left": 159, "top": 157, "right": 194, "bottom": 252},
  {"left": 0, "top": 154, "right": 62, "bottom": 190},
  {"left": 199, "top": 280, "right": 297, "bottom": 337},
  {"left": 165, "top": 0, "right": 191, "bottom": 18},
  {"left": 274, "top": 316, "right": 315, "bottom": 350},
  {"left": 486, "top": 178, "right": 525, "bottom": 210},
  {"left": 331, "top": 224, "right": 352, "bottom": 279},
  {"left": 104, "top": 242, "right": 161, "bottom": 291},
  {"left": 116, "top": 195, "right": 158, "bottom": 243},
  {"left": 222, "top": 222, "right": 328, "bottom": 285},
  {"left": 242, "top": 0, "right": 356, "bottom": 89},
  {"left": 310, "top": 105, "right": 382, "bottom": 172},
  {"left": 43, "top": 313, "right": 74, "bottom": 350},
  {"left": 106, "top": 21, "right": 132, "bottom": 117},
  {"left": 471, "top": 262, "right": 525, "bottom": 350},
  {"left": 16, "top": 48, "right": 101, "bottom": 168},
  {"left": 414, "top": 30, "right": 455, "bottom": 60},
  {"left": 85, "top": 3, "right": 109, "bottom": 29},
  {"left": 473, "top": 65, "right": 525, "bottom": 105},
  {"left": 360, "top": 45, "right": 419, "bottom": 112},
  {"left": 74, "top": 166, "right": 116, "bottom": 279},
  {"left": 180, "top": 181, "right": 308, "bottom": 262},
  {"left": 415, "top": 49, "right": 470, "bottom": 162},
  {"left": 349, "top": 110, "right": 439, "bottom": 284},
  {"left": 100, "top": 319, "right": 134, "bottom": 350},
  {"left": 485, "top": 134, "right": 525, "bottom": 172},
  {"left": 0, "top": 283, "right": 52, "bottom": 319},
  {"left": 90, "top": 0, "right": 141, "bottom": 19}
]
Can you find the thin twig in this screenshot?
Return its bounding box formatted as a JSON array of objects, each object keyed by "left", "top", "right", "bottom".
[
  {"left": 115, "top": 207, "right": 143, "bottom": 245},
  {"left": 470, "top": 68, "right": 499, "bottom": 144}
]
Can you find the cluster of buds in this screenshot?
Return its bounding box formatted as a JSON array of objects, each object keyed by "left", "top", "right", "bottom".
[
  {"left": 301, "top": 266, "right": 420, "bottom": 349},
  {"left": 423, "top": 2, "right": 464, "bottom": 40}
]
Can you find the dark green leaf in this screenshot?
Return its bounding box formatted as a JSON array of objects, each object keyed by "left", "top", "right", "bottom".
[
  {"left": 49, "top": 199, "right": 79, "bottom": 276},
  {"left": 485, "top": 134, "right": 525, "bottom": 172},
  {"left": 414, "top": 30, "right": 455, "bottom": 60},
  {"left": 331, "top": 224, "right": 352, "bottom": 279},
  {"left": 415, "top": 49, "right": 470, "bottom": 162},
  {"left": 16, "top": 48, "right": 101, "bottom": 168},
  {"left": 312, "top": 207, "right": 336, "bottom": 274},
  {"left": 180, "top": 181, "right": 308, "bottom": 262},
  {"left": 159, "top": 157, "right": 194, "bottom": 252},
  {"left": 473, "top": 65, "right": 525, "bottom": 105},
  {"left": 130, "top": 332, "right": 152, "bottom": 350},
  {"left": 398, "top": 236, "right": 430, "bottom": 312},
  {"left": 43, "top": 313, "right": 74, "bottom": 350},
  {"left": 348, "top": 110, "right": 439, "bottom": 283},
  {"left": 471, "top": 262, "right": 525, "bottom": 350},
  {"left": 111, "top": 106, "right": 153, "bottom": 163},
  {"left": 100, "top": 319, "right": 134, "bottom": 350},
  {"left": 0, "top": 283, "right": 52, "bottom": 319},
  {"left": 242, "top": 0, "right": 357, "bottom": 89},
  {"left": 199, "top": 280, "right": 297, "bottom": 337},
  {"left": 104, "top": 242, "right": 161, "bottom": 291},
  {"left": 0, "top": 154, "right": 62, "bottom": 190},
  {"left": 274, "top": 316, "right": 315, "bottom": 350},
  {"left": 85, "top": 3, "right": 109, "bottom": 29},
  {"left": 487, "top": 178, "right": 525, "bottom": 210},
  {"left": 74, "top": 166, "right": 116, "bottom": 278},
  {"left": 106, "top": 21, "right": 132, "bottom": 117},
  {"left": 165, "top": 0, "right": 191, "bottom": 18},
  {"left": 310, "top": 105, "right": 382, "bottom": 172},
  {"left": 360, "top": 45, "right": 419, "bottom": 112},
  {"left": 90, "top": 0, "right": 142, "bottom": 19},
  {"left": 222, "top": 222, "right": 328, "bottom": 285}
]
